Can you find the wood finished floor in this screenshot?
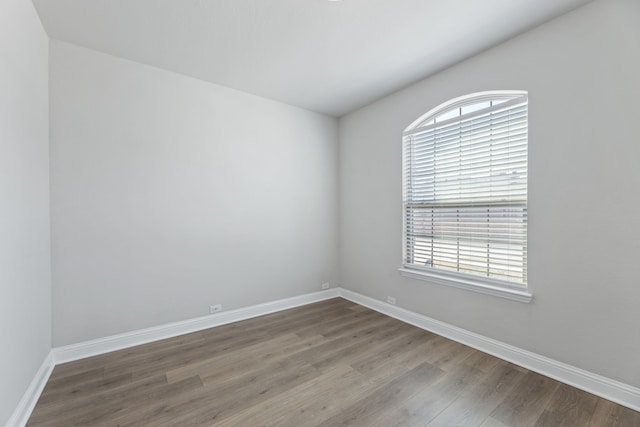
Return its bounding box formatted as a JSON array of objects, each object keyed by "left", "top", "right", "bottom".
[{"left": 28, "top": 298, "right": 640, "bottom": 427}]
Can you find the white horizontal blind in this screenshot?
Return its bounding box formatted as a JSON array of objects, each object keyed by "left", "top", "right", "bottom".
[{"left": 403, "top": 93, "right": 528, "bottom": 285}]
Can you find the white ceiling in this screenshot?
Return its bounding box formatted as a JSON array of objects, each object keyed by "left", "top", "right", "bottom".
[{"left": 33, "top": 0, "right": 592, "bottom": 116}]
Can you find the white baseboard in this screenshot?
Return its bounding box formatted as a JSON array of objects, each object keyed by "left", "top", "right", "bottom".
[
  {"left": 6, "top": 351, "right": 54, "bottom": 427},
  {"left": 337, "top": 287, "right": 640, "bottom": 412},
  {"left": 54, "top": 288, "right": 340, "bottom": 364}
]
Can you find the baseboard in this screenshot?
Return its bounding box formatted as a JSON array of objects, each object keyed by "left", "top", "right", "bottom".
[
  {"left": 337, "top": 287, "right": 640, "bottom": 412},
  {"left": 54, "top": 288, "right": 340, "bottom": 364},
  {"left": 6, "top": 351, "right": 54, "bottom": 427}
]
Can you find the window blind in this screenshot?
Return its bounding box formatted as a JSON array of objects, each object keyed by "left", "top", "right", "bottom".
[{"left": 403, "top": 93, "right": 528, "bottom": 285}]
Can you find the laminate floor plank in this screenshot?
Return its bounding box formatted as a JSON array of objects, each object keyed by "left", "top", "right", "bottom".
[
  {"left": 283, "top": 318, "right": 407, "bottom": 370},
  {"left": 27, "top": 374, "right": 169, "bottom": 425},
  {"left": 348, "top": 327, "right": 437, "bottom": 374},
  {"left": 480, "top": 416, "right": 512, "bottom": 427},
  {"left": 589, "top": 398, "right": 640, "bottom": 426},
  {"left": 112, "top": 358, "right": 319, "bottom": 427},
  {"left": 54, "top": 376, "right": 203, "bottom": 427},
  {"left": 165, "top": 333, "right": 326, "bottom": 384},
  {"left": 309, "top": 322, "right": 425, "bottom": 372},
  {"left": 26, "top": 298, "right": 639, "bottom": 427},
  {"left": 154, "top": 359, "right": 322, "bottom": 426},
  {"left": 36, "top": 371, "right": 133, "bottom": 407},
  {"left": 315, "top": 362, "right": 446, "bottom": 427},
  {"left": 533, "top": 383, "right": 599, "bottom": 426},
  {"left": 422, "top": 338, "right": 477, "bottom": 371},
  {"left": 365, "top": 362, "right": 486, "bottom": 427},
  {"left": 488, "top": 371, "right": 561, "bottom": 427},
  {"left": 196, "top": 334, "right": 328, "bottom": 385},
  {"left": 426, "top": 361, "right": 526, "bottom": 426},
  {"left": 213, "top": 364, "right": 374, "bottom": 427},
  {"left": 294, "top": 307, "right": 384, "bottom": 338}
]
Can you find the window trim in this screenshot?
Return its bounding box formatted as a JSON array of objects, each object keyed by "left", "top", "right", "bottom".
[
  {"left": 401, "top": 90, "right": 532, "bottom": 303},
  {"left": 397, "top": 267, "right": 533, "bottom": 303},
  {"left": 405, "top": 90, "right": 527, "bottom": 132}
]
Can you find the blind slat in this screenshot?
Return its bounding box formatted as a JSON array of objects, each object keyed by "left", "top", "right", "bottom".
[{"left": 403, "top": 93, "right": 528, "bottom": 285}]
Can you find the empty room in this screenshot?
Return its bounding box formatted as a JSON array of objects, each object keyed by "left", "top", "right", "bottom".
[{"left": 2, "top": 0, "right": 640, "bottom": 425}]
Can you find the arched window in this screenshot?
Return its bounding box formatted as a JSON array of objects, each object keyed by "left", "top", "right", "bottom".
[{"left": 401, "top": 91, "right": 529, "bottom": 299}]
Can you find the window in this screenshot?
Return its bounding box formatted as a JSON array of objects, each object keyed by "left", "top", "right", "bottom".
[{"left": 400, "top": 91, "right": 531, "bottom": 302}]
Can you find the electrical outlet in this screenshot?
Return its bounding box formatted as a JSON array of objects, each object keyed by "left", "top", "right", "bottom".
[
  {"left": 321, "top": 282, "right": 330, "bottom": 290},
  {"left": 209, "top": 304, "right": 222, "bottom": 314},
  {"left": 386, "top": 296, "right": 396, "bottom": 305}
]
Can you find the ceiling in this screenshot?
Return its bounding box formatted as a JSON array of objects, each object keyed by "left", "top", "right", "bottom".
[{"left": 33, "top": 0, "right": 592, "bottom": 117}]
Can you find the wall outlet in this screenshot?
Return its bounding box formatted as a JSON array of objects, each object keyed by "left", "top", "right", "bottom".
[
  {"left": 386, "top": 296, "right": 396, "bottom": 305},
  {"left": 321, "top": 282, "right": 330, "bottom": 290},
  {"left": 209, "top": 304, "right": 222, "bottom": 314}
]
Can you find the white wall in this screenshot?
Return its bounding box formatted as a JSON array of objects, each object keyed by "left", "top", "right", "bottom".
[
  {"left": 50, "top": 42, "right": 339, "bottom": 346},
  {"left": 339, "top": 0, "right": 640, "bottom": 388},
  {"left": 0, "top": 0, "right": 51, "bottom": 425}
]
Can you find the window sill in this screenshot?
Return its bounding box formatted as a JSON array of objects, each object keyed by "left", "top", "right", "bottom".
[{"left": 398, "top": 267, "right": 533, "bottom": 303}]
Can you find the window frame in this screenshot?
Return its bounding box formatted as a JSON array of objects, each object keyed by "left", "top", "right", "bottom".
[{"left": 400, "top": 91, "right": 532, "bottom": 303}]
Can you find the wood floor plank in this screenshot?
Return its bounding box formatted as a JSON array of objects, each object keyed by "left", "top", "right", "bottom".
[
  {"left": 27, "top": 374, "right": 169, "bottom": 424},
  {"left": 42, "top": 367, "right": 105, "bottom": 392},
  {"left": 309, "top": 322, "right": 423, "bottom": 372},
  {"left": 589, "top": 398, "right": 640, "bottom": 427},
  {"left": 422, "top": 337, "right": 477, "bottom": 371},
  {"left": 35, "top": 371, "right": 132, "bottom": 407},
  {"left": 488, "top": 371, "right": 561, "bottom": 427},
  {"left": 426, "top": 361, "right": 526, "bottom": 426},
  {"left": 107, "top": 361, "right": 315, "bottom": 426},
  {"left": 281, "top": 317, "right": 408, "bottom": 371},
  {"left": 213, "top": 364, "right": 374, "bottom": 427},
  {"left": 29, "top": 376, "right": 204, "bottom": 427},
  {"left": 197, "top": 334, "right": 328, "bottom": 385},
  {"left": 315, "top": 362, "right": 445, "bottom": 427},
  {"left": 26, "top": 298, "right": 640, "bottom": 427},
  {"left": 480, "top": 416, "right": 512, "bottom": 427},
  {"left": 349, "top": 328, "right": 437, "bottom": 374},
  {"left": 164, "top": 332, "right": 304, "bottom": 383},
  {"left": 533, "top": 383, "right": 600, "bottom": 426},
  {"left": 461, "top": 349, "right": 504, "bottom": 374},
  {"left": 153, "top": 359, "right": 322, "bottom": 426},
  {"left": 294, "top": 306, "right": 384, "bottom": 338},
  {"left": 365, "top": 361, "right": 486, "bottom": 427}
]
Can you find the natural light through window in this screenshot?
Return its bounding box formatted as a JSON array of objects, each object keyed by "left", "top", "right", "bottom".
[{"left": 400, "top": 91, "right": 531, "bottom": 302}]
